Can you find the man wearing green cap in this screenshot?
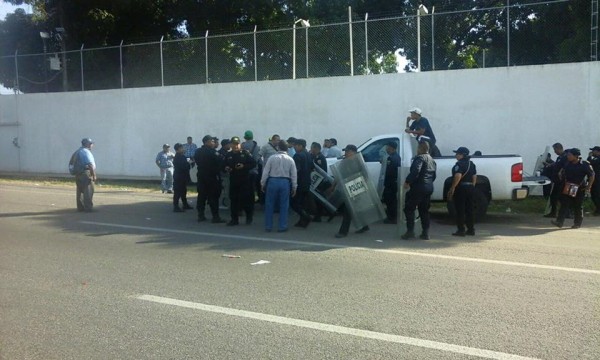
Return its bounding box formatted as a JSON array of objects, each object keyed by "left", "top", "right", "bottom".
[{"left": 242, "top": 130, "right": 261, "bottom": 204}]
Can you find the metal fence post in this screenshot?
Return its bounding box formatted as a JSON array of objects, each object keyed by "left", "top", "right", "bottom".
[
  {"left": 431, "top": 7, "right": 435, "bottom": 70},
  {"left": 254, "top": 26, "right": 258, "bottom": 81},
  {"left": 507, "top": 0, "right": 510, "bottom": 66},
  {"left": 160, "top": 36, "right": 164, "bottom": 86},
  {"left": 365, "top": 13, "right": 369, "bottom": 74},
  {"left": 205, "top": 30, "right": 209, "bottom": 83},
  {"left": 80, "top": 44, "right": 84, "bottom": 91},
  {"left": 119, "top": 40, "right": 124, "bottom": 89},
  {"left": 305, "top": 25, "right": 309, "bottom": 78},
  {"left": 14, "top": 50, "right": 19, "bottom": 93},
  {"left": 349, "top": 6, "right": 354, "bottom": 76}
]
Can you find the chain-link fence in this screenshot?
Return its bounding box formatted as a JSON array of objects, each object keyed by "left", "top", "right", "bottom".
[{"left": 0, "top": 0, "right": 593, "bottom": 94}]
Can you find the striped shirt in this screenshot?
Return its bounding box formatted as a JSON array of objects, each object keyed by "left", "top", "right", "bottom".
[{"left": 261, "top": 151, "right": 298, "bottom": 191}]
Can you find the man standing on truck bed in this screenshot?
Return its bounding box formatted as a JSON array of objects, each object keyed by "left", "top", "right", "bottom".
[
  {"left": 448, "top": 147, "right": 477, "bottom": 237},
  {"left": 405, "top": 107, "right": 441, "bottom": 157}
]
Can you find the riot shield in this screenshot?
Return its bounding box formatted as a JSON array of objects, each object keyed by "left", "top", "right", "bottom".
[
  {"left": 330, "top": 153, "right": 386, "bottom": 229},
  {"left": 310, "top": 163, "right": 344, "bottom": 214}
]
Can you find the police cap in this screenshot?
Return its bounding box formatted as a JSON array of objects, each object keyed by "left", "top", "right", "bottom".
[{"left": 453, "top": 147, "right": 470, "bottom": 156}]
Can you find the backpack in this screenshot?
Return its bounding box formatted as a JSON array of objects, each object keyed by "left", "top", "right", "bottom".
[{"left": 68, "top": 150, "right": 80, "bottom": 175}]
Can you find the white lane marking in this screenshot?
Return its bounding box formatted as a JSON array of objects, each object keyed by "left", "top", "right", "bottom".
[
  {"left": 81, "top": 221, "right": 600, "bottom": 275},
  {"left": 135, "top": 294, "right": 540, "bottom": 360}
]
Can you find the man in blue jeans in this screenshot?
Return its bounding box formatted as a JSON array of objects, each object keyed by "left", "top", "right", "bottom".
[{"left": 260, "top": 140, "right": 297, "bottom": 232}]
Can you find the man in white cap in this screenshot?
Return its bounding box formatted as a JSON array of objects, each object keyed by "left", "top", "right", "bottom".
[{"left": 405, "top": 107, "right": 440, "bottom": 157}]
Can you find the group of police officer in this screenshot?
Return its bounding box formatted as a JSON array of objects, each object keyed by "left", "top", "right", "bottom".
[{"left": 543, "top": 144, "right": 598, "bottom": 229}]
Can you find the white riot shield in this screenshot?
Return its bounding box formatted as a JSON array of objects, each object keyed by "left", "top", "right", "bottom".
[
  {"left": 310, "top": 164, "right": 344, "bottom": 214},
  {"left": 396, "top": 166, "right": 410, "bottom": 236},
  {"left": 330, "top": 153, "right": 386, "bottom": 229}
]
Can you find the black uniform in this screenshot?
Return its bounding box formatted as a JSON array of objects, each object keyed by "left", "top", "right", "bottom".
[
  {"left": 452, "top": 157, "right": 477, "bottom": 234},
  {"left": 194, "top": 145, "right": 223, "bottom": 221},
  {"left": 173, "top": 153, "right": 192, "bottom": 210},
  {"left": 404, "top": 153, "right": 437, "bottom": 235},
  {"left": 382, "top": 151, "right": 401, "bottom": 223},
  {"left": 224, "top": 149, "right": 256, "bottom": 224},
  {"left": 587, "top": 154, "right": 600, "bottom": 215},
  {"left": 555, "top": 160, "right": 595, "bottom": 227},
  {"left": 546, "top": 152, "right": 567, "bottom": 216},
  {"left": 292, "top": 149, "right": 314, "bottom": 227}
]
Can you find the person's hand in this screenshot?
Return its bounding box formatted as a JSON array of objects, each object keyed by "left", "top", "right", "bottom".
[
  {"left": 235, "top": 163, "right": 243, "bottom": 169},
  {"left": 404, "top": 128, "right": 411, "bottom": 134},
  {"left": 261, "top": 186, "right": 266, "bottom": 193},
  {"left": 403, "top": 182, "right": 410, "bottom": 190},
  {"left": 447, "top": 189, "right": 454, "bottom": 200},
  {"left": 291, "top": 189, "right": 296, "bottom": 197}
]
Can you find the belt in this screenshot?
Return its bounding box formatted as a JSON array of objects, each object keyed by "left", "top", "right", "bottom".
[{"left": 269, "top": 177, "right": 290, "bottom": 180}]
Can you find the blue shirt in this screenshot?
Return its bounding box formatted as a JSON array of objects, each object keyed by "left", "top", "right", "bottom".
[
  {"left": 156, "top": 151, "right": 174, "bottom": 169},
  {"left": 77, "top": 147, "right": 96, "bottom": 171},
  {"left": 183, "top": 143, "right": 198, "bottom": 158}
]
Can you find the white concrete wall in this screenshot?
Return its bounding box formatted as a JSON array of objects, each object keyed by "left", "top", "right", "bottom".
[{"left": 1, "top": 62, "right": 598, "bottom": 178}]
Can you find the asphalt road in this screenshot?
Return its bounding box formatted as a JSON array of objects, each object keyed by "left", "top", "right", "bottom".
[{"left": 1, "top": 183, "right": 599, "bottom": 360}]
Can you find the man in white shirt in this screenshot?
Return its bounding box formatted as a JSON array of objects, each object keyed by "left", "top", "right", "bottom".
[
  {"left": 261, "top": 140, "right": 297, "bottom": 232},
  {"left": 327, "top": 138, "right": 343, "bottom": 158}
]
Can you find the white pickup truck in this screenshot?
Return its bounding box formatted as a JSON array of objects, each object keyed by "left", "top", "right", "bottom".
[{"left": 326, "top": 133, "right": 546, "bottom": 219}]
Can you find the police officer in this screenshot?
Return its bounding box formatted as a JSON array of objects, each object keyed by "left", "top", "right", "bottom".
[
  {"left": 310, "top": 142, "right": 328, "bottom": 222},
  {"left": 544, "top": 142, "right": 568, "bottom": 217},
  {"left": 334, "top": 145, "right": 369, "bottom": 238},
  {"left": 587, "top": 146, "right": 600, "bottom": 215},
  {"left": 447, "top": 147, "right": 477, "bottom": 236},
  {"left": 194, "top": 135, "right": 225, "bottom": 223},
  {"left": 224, "top": 136, "right": 257, "bottom": 226},
  {"left": 382, "top": 142, "right": 401, "bottom": 224},
  {"left": 401, "top": 141, "right": 437, "bottom": 240},
  {"left": 552, "top": 148, "right": 595, "bottom": 229},
  {"left": 172, "top": 143, "right": 193, "bottom": 212},
  {"left": 291, "top": 139, "right": 313, "bottom": 228}
]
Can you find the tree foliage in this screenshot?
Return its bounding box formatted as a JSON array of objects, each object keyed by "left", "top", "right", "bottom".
[{"left": 0, "top": 0, "right": 592, "bottom": 92}]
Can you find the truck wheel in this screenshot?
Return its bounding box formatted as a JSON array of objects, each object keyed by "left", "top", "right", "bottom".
[
  {"left": 473, "top": 188, "right": 488, "bottom": 222},
  {"left": 446, "top": 188, "right": 489, "bottom": 223}
]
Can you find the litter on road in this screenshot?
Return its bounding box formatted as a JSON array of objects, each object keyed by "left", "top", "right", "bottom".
[
  {"left": 222, "top": 254, "right": 241, "bottom": 259},
  {"left": 250, "top": 260, "right": 270, "bottom": 266}
]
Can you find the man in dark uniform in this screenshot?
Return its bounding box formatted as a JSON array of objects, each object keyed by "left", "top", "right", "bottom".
[
  {"left": 194, "top": 135, "right": 225, "bottom": 223},
  {"left": 310, "top": 142, "right": 328, "bottom": 222},
  {"left": 544, "top": 142, "right": 567, "bottom": 217},
  {"left": 292, "top": 139, "right": 314, "bottom": 228},
  {"left": 405, "top": 107, "right": 441, "bottom": 157},
  {"left": 447, "top": 147, "right": 477, "bottom": 237},
  {"left": 382, "top": 142, "right": 401, "bottom": 224},
  {"left": 334, "top": 145, "right": 369, "bottom": 238},
  {"left": 224, "top": 136, "right": 256, "bottom": 226},
  {"left": 401, "top": 141, "right": 437, "bottom": 240},
  {"left": 552, "top": 148, "right": 595, "bottom": 229},
  {"left": 587, "top": 146, "right": 600, "bottom": 215},
  {"left": 172, "top": 143, "right": 193, "bottom": 212}
]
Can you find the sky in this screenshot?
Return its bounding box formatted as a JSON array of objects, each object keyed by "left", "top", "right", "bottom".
[
  {"left": 0, "top": 1, "right": 31, "bottom": 20},
  {"left": 1, "top": 2, "right": 31, "bottom": 94}
]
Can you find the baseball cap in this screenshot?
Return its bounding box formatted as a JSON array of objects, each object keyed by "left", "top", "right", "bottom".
[
  {"left": 589, "top": 146, "right": 600, "bottom": 152},
  {"left": 453, "top": 147, "right": 470, "bottom": 155},
  {"left": 202, "top": 135, "right": 213, "bottom": 143},
  {"left": 409, "top": 107, "right": 422, "bottom": 115},
  {"left": 81, "top": 138, "right": 94, "bottom": 146},
  {"left": 343, "top": 144, "right": 358, "bottom": 152},
  {"left": 244, "top": 130, "right": 253, "bottom": 140},
  {"left": 221, "top": 139, "right": 231, "bottom": 146},
  {"left": 230, "top": 136, "right": 241, "bottom": 144},
  {"left": 566, "top": 148, "right": 581, "bottom": 157},
  {"left": 163, "top": 143, "right": 170, "bottom": 148}
]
